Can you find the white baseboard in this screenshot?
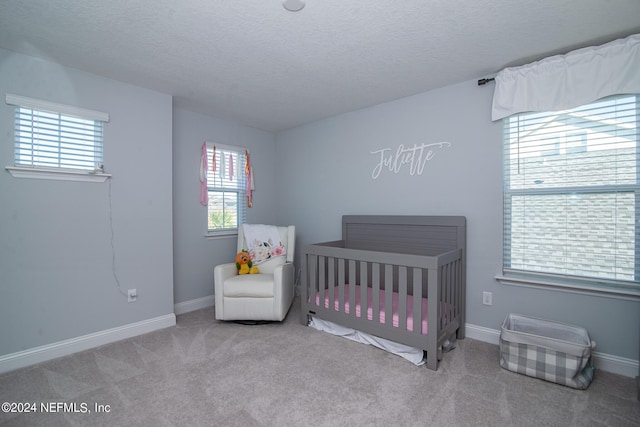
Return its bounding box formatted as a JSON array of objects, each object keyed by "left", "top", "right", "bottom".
[
  {"left": 465, "top": 323, "right": 639, "bottom": 378},
  {"left": 592, "top": 352, "right": 640, "bottom": 378},
  {"left": 465, "top": 323, "right": 501, "bottom": 345},
  {"left": 0, "top": 314, "right": 176, "bottom": 375},
  {"left": 174, "top": 294, "right": 215, "bottom": 315}
]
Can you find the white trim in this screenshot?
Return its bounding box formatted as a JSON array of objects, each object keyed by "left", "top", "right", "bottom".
[
  {"left": 495, "top": 274, "right": 640, "bottom": 301},
  {"left": 6, "top": 166, "right": 111, "bottom": 183},
  {"left": 465, "top": 323, "right": 501, "bottom": 344},
  {"left": 205, "top": 231, "right": 238, "bottom": 240},
  {"left": 465, "top": 322, "right": 639, "bottom": 378},
  {"left": 592, "top": 351, "right": 640, "bottom": 378},
  {"left": 0, "top": 314, "right": 175, "bottom": 374},
  {"left": 5, "top": 93, "right": 109, "bottom": 122},
  {"left": 174, "top": 295, "right": 215, "bottom": 315}
]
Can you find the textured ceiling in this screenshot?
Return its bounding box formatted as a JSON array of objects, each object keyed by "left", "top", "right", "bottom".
[{"left": 1, "top": 0, "right": 639, "bottom": 132}]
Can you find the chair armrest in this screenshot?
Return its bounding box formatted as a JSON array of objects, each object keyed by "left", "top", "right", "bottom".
[
  {"left": 272, "top": 262, "right": 295, "bottom": 318},
  {"left": 214, "top": 262, "right": 237, "bottom": 320},
  {"left": 215, "top": 262, "right": 237, "bottom": 282},
  {"left": 273, "top": 262, "right": 294, "bottom": 289}
]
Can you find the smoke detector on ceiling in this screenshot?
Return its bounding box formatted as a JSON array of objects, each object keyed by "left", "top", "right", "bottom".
[{"left": 282, "top": 0, "right": 305, "bottom": 12}]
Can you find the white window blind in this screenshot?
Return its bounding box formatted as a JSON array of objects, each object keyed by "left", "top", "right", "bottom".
[
  {"left": 206, "top": 144, "right": 246, "bottom": 234},
  {"left": 503, "top": 94, "right": 639, "bottom": 288},
  {"left": 7, "top": 94, "right": 108, "bottom": 172}
]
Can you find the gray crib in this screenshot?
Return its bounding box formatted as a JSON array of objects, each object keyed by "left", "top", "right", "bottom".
[{"left": 300, "top": 215, "right": 466, "bottom": 370}]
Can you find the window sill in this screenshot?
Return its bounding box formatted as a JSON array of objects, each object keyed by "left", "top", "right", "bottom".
[
  {"left": 204, "top": 231, "right": 238, "bottom": 240},
  {"left": 495, "top": 273, "right": 640, "bottom": 301},
  {"left": 6, "top": 166, "right": 111, "bottom": 183}
]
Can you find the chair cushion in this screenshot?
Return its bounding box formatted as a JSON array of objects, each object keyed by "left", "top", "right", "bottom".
[{"left": 223, "top": 274, "right": 275, "bottom": 298}]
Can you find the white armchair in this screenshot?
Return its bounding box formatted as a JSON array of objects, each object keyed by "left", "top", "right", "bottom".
[{"left": 214, "top": 225, "right": 295, "bottom": 321}]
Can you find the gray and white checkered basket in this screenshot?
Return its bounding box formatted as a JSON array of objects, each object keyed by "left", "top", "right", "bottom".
[{"left": 499, "top": 313, "right": 595, "bottom": 389}]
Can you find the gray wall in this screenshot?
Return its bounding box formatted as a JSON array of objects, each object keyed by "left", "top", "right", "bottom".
[
  {"left": 0, "top": 49, "right": 174, "bottom": 355},
  {"left": 276, "top": 80, "right": 640, "bottom": 360},
  {"left": 1, "top": 46, "right": 637, "bottom": 365},
  {"left": 172, "top": 107, "right": 279, "bottom": 304}
]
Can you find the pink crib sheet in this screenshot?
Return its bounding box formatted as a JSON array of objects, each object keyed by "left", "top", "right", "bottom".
[{"left": 314, "top": 285, "right": 428, "bottom": 335}]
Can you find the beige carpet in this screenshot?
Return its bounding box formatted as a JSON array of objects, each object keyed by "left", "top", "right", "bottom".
[{"left": 1, "top": 299, "right": 638, "bottom": 426}]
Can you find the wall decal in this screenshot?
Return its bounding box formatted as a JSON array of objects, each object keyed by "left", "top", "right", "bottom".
[{"left": 370, "top": 142, "right": 452, "bottom": 179}]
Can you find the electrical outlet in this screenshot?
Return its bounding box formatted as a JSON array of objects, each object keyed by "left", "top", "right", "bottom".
[
  {"left": 482, "top": 291, "right": 493, "bottom": 306},
  {"left": 128, "top": 289, "right": 137, "bottom": 303}
]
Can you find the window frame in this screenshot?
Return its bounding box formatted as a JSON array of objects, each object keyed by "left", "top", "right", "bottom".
[
  {"left": 204, "top": 142, "right": 247, "bottom": 238},
  {"left": 5, "top": 94, "right": 110, "bottom": 183},
  {"left": 497, "top": 94, "right": 640, "bottom": 299}
]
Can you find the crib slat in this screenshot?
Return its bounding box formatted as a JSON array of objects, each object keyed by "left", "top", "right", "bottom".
[
  {"left": 318, "top": 256, "right": 325, "bottom": 309},
  {"left": 450, "top": 262, "right": 455, "bottom": 325},
  {"left": 456, "top": 260, "right": 464, "bottom": 318},
  {"left": 413, "top": 268, "right": 422, "bottom": 335},
  {"left": 309, "top": 254, "right": 317, "bottom": 302},
  {"left": 448, "top": 262, "right": 454, "bottom": 325},
  {"left": 440, "top": 264, "right": 450, "bottom": 329},
  {"left": 338, "top": 258, "right": 345, "bottom": 312},
  {"left": 452, "top": 262, "right": 457, "bottom": 321},
  {"left": 384, "top": 264, "right": 393, "bottom": 329},
  {"left": 360, "top": 261, "right": 368, "bottom": 321},
  {"left": 302, "top": 254, "right": 309, "bottom": 307},
  {"left": 328, "top": 257, "right": 335, "bottom": 312},
  {"left": 456, "top": 261, "right": 461, "bottom": 317},
  {"left": 349, "top": 260, "right": 356, "bottom": 318},
  {"left": 398, "top": 266, "right": 407, "bottom": 330},
  {"left": 441, "top": 264, "right": 447, "bottom": 329},
  {"left": 372, "top": 263, "right": 380, "bottom": 323},
  {"left": 445, "top": 263, "right": 450, "bottom": 328}
]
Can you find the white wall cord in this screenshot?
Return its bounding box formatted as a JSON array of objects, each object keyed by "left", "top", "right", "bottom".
[{"left": 108, "top": 178, "right": 127, "bottom": 297}]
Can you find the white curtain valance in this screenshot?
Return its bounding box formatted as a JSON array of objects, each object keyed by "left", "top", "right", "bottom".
[{"left": 491, "top": 33, "right": 640, "bottom": 121}]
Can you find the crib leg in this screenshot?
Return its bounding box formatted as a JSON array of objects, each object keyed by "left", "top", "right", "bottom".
[
  {"left": 457, "top": 324, "right": 466, "bottom": 340},
  {"left": 426, "top": 348, "right": 438, "bottom": 370}
]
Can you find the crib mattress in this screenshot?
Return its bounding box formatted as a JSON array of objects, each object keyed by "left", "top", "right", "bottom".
[{"left": 313, "top": 284, "right": 429, "bottom": 335}]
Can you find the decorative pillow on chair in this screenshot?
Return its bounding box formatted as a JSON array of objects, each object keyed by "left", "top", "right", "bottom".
[{"left": 242, "top": 224, "right": 287, "bottom": 266}]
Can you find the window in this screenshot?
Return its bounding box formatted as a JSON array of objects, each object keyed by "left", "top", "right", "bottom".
[
  {"left": 206, "top": 144, "right": 247, "bottom": 235},
  {"left": 5, "top": 94, "right": 109, "bottom": 182},
  {"left": 502, "top": 94, "right": 639, "bottom": 292},
  {"left": 7, "top": 94, "right": 108, "bottom": 170}
]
